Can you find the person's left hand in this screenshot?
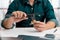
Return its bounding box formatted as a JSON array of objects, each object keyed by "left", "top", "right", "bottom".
[{"left": 33, "top": 21, "right": 49, "bottom": 32}]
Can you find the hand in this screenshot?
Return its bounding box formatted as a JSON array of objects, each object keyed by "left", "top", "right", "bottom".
[
  {"left": 11, "top": 11, "right": 28, "bottom": 23},
  {"left": 33, "top": 21, "right": 49, "bottom": 32},
  {"left": 3, "top": 11, "right": 28, "bottom": 28},
  {"left": 7, "top": 11, "right": 28, "bottom": 24}
]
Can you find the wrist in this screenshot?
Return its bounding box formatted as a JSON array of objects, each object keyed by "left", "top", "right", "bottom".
[
  {"left": 3, "top": 17, "right": 14, "bottom": 29},
  {"left": 46, "top": 23, "right": 55, "bottom": 30}
]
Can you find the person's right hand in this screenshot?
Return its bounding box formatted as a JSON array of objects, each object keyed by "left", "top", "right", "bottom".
[
  {"left": 3, "top": 11, "right": 28, "bottom": 29},
  {"left": 11, "top": 11, "right": 28, "bottom": 23},
  {"left": 5, "top": 11, "right": 28, "bottom": 26}
]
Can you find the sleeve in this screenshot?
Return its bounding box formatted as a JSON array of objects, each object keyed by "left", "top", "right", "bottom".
[
  {"left": 6, "top": 0, "right": 19, "bottom": 18},
  {"left": 43, "top": 0, "right": 59, "bottom": 27},
  {"left": 1, "top": 0, "right": 19, "bottom": 29}
]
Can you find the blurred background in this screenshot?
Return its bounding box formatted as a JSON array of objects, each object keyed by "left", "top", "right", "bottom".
[{"left": 0, "top": 0, "right": 60, "bottom": 28}]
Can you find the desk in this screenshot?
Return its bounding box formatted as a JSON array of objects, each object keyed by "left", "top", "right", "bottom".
[
  {"left": 0, "top": 27, "right": 46, "bottom": 37},
  {"left": 0, "top": 27, "right": 60, "bottom": 40}
]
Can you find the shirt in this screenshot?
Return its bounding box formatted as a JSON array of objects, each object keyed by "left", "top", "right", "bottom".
[{"left": 2, "top": 0, "right": 58, "bottom": 28}]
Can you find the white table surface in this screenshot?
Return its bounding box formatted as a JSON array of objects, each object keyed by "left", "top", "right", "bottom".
[{"left": 0, "top": 27, "right": 60, "bottom": 38}]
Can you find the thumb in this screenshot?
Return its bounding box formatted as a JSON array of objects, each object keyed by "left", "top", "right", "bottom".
[{"left": 20, "top": 17, "right": 28, "bottom": 21}]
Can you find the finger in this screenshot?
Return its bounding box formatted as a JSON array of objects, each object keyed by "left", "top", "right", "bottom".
[
  {"left": 34, "top": 21, "right": 41, "bottom": 24},
  {"left": 31, "top": 20, "right": 36, "bottom": 24},
  {"left": 15, "top": 17, "right": 28, "bottom": 22},
  {"left": 21, "top": 17, "right": 28, "bottom": 21},
  {"left": 34, "top": 27, "right": 42, "bottom": 32},
  {"left": 39, "top": 22, "right": 45, "bottom": 25},
  {"left": 34, "top": 21, "right": 45, "bottom": 25},
  {"left": 34, "top": 24, "right": 40, "bottom": 27},
  {"left": 33, "top": 22, "right": 41, "bottom": 27},
  {"left": 37, "top": 28, "right": 44, "bottom": 32},
  {"left": 17, "top": 11, "right": 24, "bottom": 18},
  {"left": 34, "top": 23, "right": 45, "bottom": 29},
  {"left": 14, "top": 18, "right": 20, "bottom": 22},
  {"left": 39, "top": 25, "right": 45, "bottom": 27},
  {"left": 20, "top": 11, "right": 24, "bottom": 18},
  {"left": 23, "top": 12, "right": 27, "bottom": 18},
  {"left": 16, "top": 11, "right": 21, "bottom": 18},
  {"left": 12, "top": 12, "right": 17, "bottom": 18},
  {"left": 34, "top": 24, "right": 39, "bottom": 29},
  {"left": 19, "top": 11, "right": 27, "bottom": 19}
]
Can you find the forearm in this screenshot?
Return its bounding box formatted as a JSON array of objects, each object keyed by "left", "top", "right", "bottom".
[{"left": 46, "top": 21, "right": 56, "bottom": 29}]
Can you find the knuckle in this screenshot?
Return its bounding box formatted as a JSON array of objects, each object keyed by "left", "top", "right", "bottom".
[{"left": 12, "top": 12, "right": 16, "bottom": 14}]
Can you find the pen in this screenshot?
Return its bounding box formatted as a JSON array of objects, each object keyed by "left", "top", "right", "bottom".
[{"left": 54, "top": 29, "right": 57, "bottom": 33}]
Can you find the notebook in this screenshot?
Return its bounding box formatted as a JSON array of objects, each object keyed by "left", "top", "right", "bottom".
[{"left": 18, "top": 35, "right": 54, "bottom": 40}]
